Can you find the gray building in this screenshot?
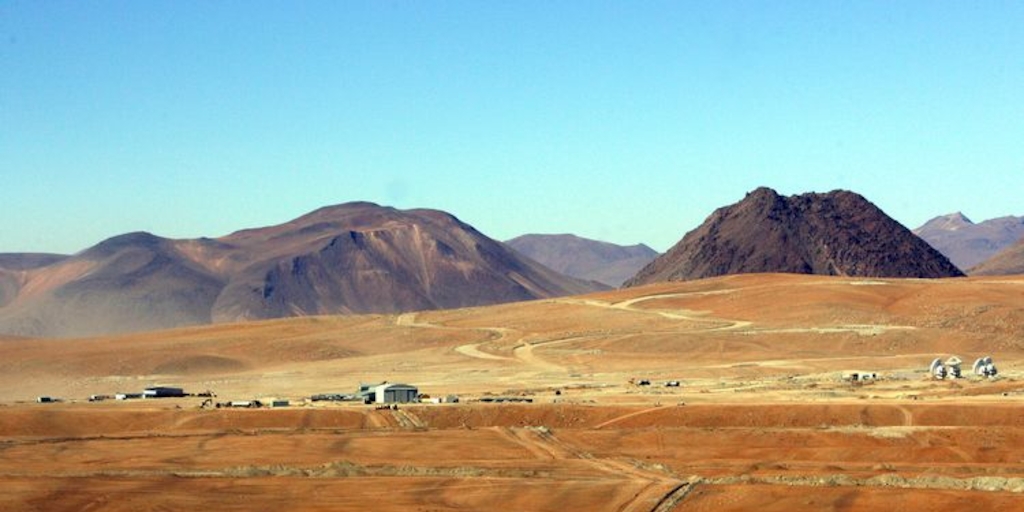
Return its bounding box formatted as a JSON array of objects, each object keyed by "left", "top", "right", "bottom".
[
  {"left": 373, "top": 383, "right": 418, "bottom": 404},
  {"left": 143, "top": 386, "right": 186, "bottom": 398}
]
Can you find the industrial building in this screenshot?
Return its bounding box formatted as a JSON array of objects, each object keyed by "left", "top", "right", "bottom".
[
  {"left": 354, "top": 382, "right": 420, "bottom": 404},
  {"left": 143, "top": 386, "right": 186, "bottom": 398},
  {"left": 372, "top": 383, "right": 419, "bottom": 404}
]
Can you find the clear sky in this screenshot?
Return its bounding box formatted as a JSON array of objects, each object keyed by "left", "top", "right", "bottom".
[{"left": 2, "top": 1, "right": 1022, "bottom": 254}]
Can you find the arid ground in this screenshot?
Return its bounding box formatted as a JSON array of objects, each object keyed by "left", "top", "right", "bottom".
[{"left": 3, "top": 273, "right": 1024, "bottom": 510}]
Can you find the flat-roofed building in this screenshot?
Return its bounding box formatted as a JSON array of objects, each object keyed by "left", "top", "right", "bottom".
[{"left": 373, "top": 383, "right": 418, "bottom": 404}]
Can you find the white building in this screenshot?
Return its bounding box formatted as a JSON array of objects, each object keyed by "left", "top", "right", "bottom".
[{"left": 373, "top": 383, "right": 418, "bottom": 404}]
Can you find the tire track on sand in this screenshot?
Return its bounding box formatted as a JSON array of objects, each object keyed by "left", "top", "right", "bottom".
[
  {"left": 593, "top": 406, "right": 667, "bottom": 430},
  {"left": 497, "top": 425, "right": 689, "bottom": 512}
]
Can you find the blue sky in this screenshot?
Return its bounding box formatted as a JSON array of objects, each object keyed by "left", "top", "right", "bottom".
[{"left": 2, "top": 1, "right": 1022, "bottom": 254}]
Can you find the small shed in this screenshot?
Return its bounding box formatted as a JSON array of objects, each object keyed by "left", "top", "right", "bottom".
[{"left": 373, "top": 383, "right": 418, "bottom": 404}]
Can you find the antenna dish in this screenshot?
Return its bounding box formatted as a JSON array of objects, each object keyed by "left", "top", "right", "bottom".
[
  {"left": 945, "top": 356, "right": 963, "bottom": 379},
  {"left": 973, "top": 358, "right": 986, "bottom": 375},
  {"left": 972, "top": 356, "right": 998, "bottom": 378}
]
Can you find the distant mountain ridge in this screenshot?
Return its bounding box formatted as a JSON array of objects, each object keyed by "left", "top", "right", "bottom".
[
  {"left": 970, "top": 236, "right": 1024, "bottom": 276},
  {"left": 0, "top": 254, "right": 71, "bottom": 309},
  {"left": 625, "top": 187, "right": 964, "bottom": 286},
  {"left": 0, "top": 203, "right": 606, "bottom": 338},
  {"left": 505, "top": 234, "right": 658, "bottom": 287},
  {"left": 0, "top": 253, "right": 68, "bottom": 270},
  {"left": 913, "top": 213, "right": 1024, "bottom": 271}
]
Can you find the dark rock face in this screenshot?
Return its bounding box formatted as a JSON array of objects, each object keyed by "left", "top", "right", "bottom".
[
  {"left": 506, "top": 234, "right": 658, "bottom": 287},
  {"left": 0, "top": 203, "right": 604, "bottom": 338},
  {"left": 914, "top": 213, "right": 1024, "bottom": 271},
  {"left": 625, "top": 188, "right": 964, "bottom": 286}
]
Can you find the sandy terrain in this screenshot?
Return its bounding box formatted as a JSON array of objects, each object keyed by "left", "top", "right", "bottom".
[{"left": 3, "top": 273, "right": 1024, "bottom": 510}]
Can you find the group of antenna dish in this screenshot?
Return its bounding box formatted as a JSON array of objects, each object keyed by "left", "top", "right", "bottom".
[{"left": 929, "top": 355, "right": 998, "bottom": 380}]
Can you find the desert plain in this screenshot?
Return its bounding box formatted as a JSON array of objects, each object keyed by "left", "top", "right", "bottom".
[{"left": 3, "top": 273, "right": 1024, "bottom": 511}]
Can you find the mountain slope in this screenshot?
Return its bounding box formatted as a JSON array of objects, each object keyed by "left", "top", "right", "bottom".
[
  {"left": 0, "top": 254, "right": 70, "bottom": 308},
  {"left": 0, "top": 203, "right": 605, "bottom": 337},
  {"left": 505, "top": 234, "right": 658, "bottom": 287},
  {"left": 0, "top": 253, "right": 68, "bottom": 271},
  {"left": 0, "top": 233, "right": 226, "bottom": 337},
  {"left": 913, "top": 213, "right": 1024, "bottom": 271},
  {"left": 970, "top": 237, "right": 1024, "bottom": 275},
  {"left": 211, "top": 204, "right": 604, "bottom": 321},
  {"left": 625, "top": 187, "right": 964, "bottom": 286}
]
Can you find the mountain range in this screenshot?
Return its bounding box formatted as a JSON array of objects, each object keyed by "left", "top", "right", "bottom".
[
  {"left": 625, "top": 187, "right": 964, "bottom": 286},
  {"left": 913, "top": 213, "right": 1024, "bottom": 272},
  {"left": 505, "top": 234, "right": 658, "bottom": 287},
  {"left": 0, "top": 203, "right": 605, "bottom": 338},
  {"left": 8, "top": 189, "right": 1020, "bottom": 338}
]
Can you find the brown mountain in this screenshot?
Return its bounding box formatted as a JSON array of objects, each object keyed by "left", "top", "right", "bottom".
[
  {"left": 0, "top": 203, "right": 604, "bottom": 338},
  {"left": 0, "top": 233, "right": 228, "bottom": 337},
  {"left": 0, "top": 254, "right": 69, "bottom": 308},
  {"left": 505, "top": 234, "right": 658, "bottom": 287},
  {"left": 970, "top": 237, "right": 1024, "bottom": 275},
  {"left": 913, "top": 213, "right": 1024, "bottom": 271},
  {"left": 209, "top": 203, "right": 605, "bottom": 321},
  {"left": 624, "top": 187, "right": 964, "bottom": 286}
]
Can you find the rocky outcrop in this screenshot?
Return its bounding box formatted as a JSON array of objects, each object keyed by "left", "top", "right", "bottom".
[{"left": 625, "top": 187, "right": 964, "bottom": 286}]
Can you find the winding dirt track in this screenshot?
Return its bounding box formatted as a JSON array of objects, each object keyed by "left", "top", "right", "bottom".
[
  {"left": 401, "top": 290, "right": 758, "bottom": 374},
  {"left": 558, "top": 293, "right": 751, "bottom": 330},
  {"left": 398, "top": 312, "right": 517, "bottom": 362}
]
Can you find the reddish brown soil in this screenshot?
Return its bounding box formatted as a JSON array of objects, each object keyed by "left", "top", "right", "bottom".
[
  {"left": 4, "top": 274, "right": 1024, "bottom": 510},
  {"left": 681, "top": 485, "right": 1023, "bottom": 511}
]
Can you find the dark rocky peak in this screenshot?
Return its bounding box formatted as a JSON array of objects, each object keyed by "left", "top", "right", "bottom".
[{"left": 625, "top": 187, "right": 963, "bottom": 286}]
